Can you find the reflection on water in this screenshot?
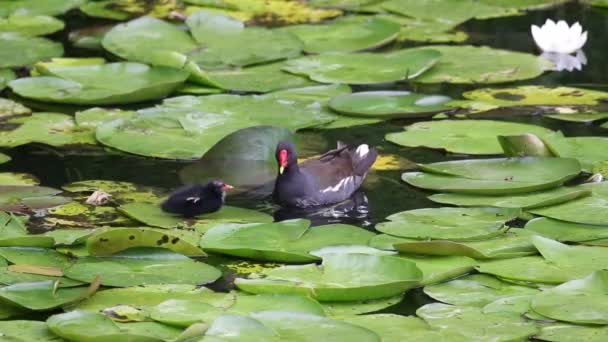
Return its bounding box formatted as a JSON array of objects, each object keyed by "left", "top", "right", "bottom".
[{"left": 541, "top": 50, "right": 587, "bottom": 72}]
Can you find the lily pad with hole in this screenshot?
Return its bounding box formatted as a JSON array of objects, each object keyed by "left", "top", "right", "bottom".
[
  {"left": 283, "top": 48, "right": 441, "bottom": 85},
  {"left": 87, "top": 227, "right": 204, "bottom": 257},
  {"left": 119, "top": 202, "right": 272, "bottom": 231},
  {"left": 342, "top": 314, "right": 468, "bottom": 342},
  {"left": 394, "top": 229, "right": 537, "bottom": 259},
  {"left": 526, "top": 217, "right": 608, "bottom": 243},
  {"left": 0, "top": 33, "right": 63, "bottom": 68},
  {"left": 9, "top": 61, "right": 189, "bottom": 105},
  {"left": 386, "top": 120, "right": 555, "bottom": 155},
  {"left": 428, "top": 186, "right": 591, "bottom": 210},
  {"left": 536, "top": 323, "right": 608, "bottom": 342},
  {"left": 409, "top": 45, "right": 551, "bottom": 84},
  {"left": 376, "top": 207, "right": 518, "bottom": 241},
  {"left": 0, "top": 320, "right": 61, "bottom": 341},
  {"left": 0, "top": 214, "right": 55, "bottom": 248},
  {"left": 416, "top": 303, "right": 538, "bottom": 341},
  {"left": 463, "top": 86, "right": 608, "bottom": 106},
  {"left": 103, "top": 11, "right": 303, "bottom": 71},
  {"left": 0, "top": 279, "right": 99, "bottom": 311},
  {"left": 531, "top": 270, "right": 608, "bottom": 324},
  {"left": 399, "top": 255, "right": 477, "bottom": 286},
  {"left": 404, "top": 157, "right": 581, "bottom": 195},
  {"left": 329, "top": 91, "right": 451, "bottom": 118},
  {"left": 423, "top": 274, "right": 539, "bottom": 307},
  {"left": 47, "top": 310, "right": 183, "bottom": 342},
  {"left": 529, "top": 182, "right": 608, "bottom": 225},
  {"left": 283, "top": 16, "right": 400, "bottom": 53},
  {"left": 236, "top": 254, "right": 422, "bottom": 301},
  {"left": 0, "top": 15, "right": 64, "bottom": 36},
  {"left": 0, "top": 113, "right": 96, "bottom": 148},
  {"left": 95, "top": 94, "right": 335, "bottom": 159},
  {"left": 200, "top": 219, "right": 375, "bottom": 262},
  {"left": 64, "top": 248, "right": 222, "bottom": 287}
]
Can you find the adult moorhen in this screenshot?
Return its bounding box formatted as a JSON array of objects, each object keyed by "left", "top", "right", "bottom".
[
  {"left": 161, "top": 180, "right": 233, "bottom": 218},
  {"left": 273, "top": 141, "right": 377, "bottom": 208}
]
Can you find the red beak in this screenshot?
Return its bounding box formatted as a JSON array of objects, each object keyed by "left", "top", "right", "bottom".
[{"left": 222, "top": 184, "right": 234, "bottom": 191}]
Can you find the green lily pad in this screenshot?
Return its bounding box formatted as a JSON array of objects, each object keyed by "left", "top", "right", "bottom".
[
  {"left": 399, "top": 255, "right": 477, "bottom": 286},
  {"left": 268, "top": 84, "right": 351, "bottom": 103},
  {"left": 0, "top": 247, "right": 71, "bottom": 269},
  {"left": 95, "top": 94, "right": 334, "bottom": 159},
  {"left": 43, "top": 229, "right": 97, "bottom": 247},
  {"left": 429, "top": 186, "right": 591, "bottom": 210},
  {"left": 394, "top": 229, "right": 537, "bottom": 259},
  {"left": 75, "top": 285, "right": 232, "bottom": 313},
  {"left": 424, "top": 274, "right": 539, "bottom": 307},
  {"left": 283, "top": 16, "right": 399, "bottom": 53},
  {"left": 543, "top": 136, "right": 608, "bottom": 171},
  {"left": 0, "top": 15, "right": 64, "bottom": 36},
  {"left": 403, "top": 157, "right": 581, "bottom": 194},
  {"left": 529, "top": 182, "right": 608, "bottom": 225},
  {"left": 393, "top": 17, "right": 468, "bottom": 43},
  {"left": 382, "top": 0, "right": 518, "bottom": 25},
  {"left": 329, "top": 91, "right": 451, "bottom": 118},
  {"left": 9, "top": 61, "right": 189, "bottom": 105},
  {"left": 321, "top": 295, "right": 404, "bottom": 316},
  {"left": 0, "top": 33, "right": 62, "bottom": 68},
  {"left": 477, "top": 256, "right": 589, "bottom": 284},
  {"left": 531, "top": 270, "right": 608, "bottom": 324},
  {"left": 103, "top": 11, "right": 303, "bottom": 71},
  {"left": 47, "top": 310, "right": 182, "bottom": 342},
  {"left": 410, "top": 45, "right": 551, "bottom": 84},
  {"left": 44, "top": 201, "right": 134, "bottom": 228},
  {"left": 308, "top": 0, "right": 381, "bottom": 10},
  {"left": 533, "top": 235, "right": 608, "bottom": 274},
  {"left": 525, "top": 217, "right": 608, "bottom": 243},
  {"left": 546, "top": 112, "right": 608, "bottom": 123},
  {"left": 87, "top": 227, "right": 204, "bottom": 257},
  {"left": 376, "top": 207, "right": 518, "bottom": 241},
  {"left": 342, "top": 314, "right": 468, "bottom": 341},
  {"left": 0, "top": 98, "right": 31, "bottom": 119},
  {"left": 200, "top": 219, "right": 375, "bottom": 262},
  {"left": 387, "top": 120, "right": 555, "bottom": 155},
  {"left": 0, "top": 173, "right": 38, "bottom": 186},
  {"left": 0, "top": 0, "right": 84, "bottom": 17},
  {"left": 64, "top": 248, "right": 222, "bottom": 287},
  {"left": 0, "top": 213, "right": 55, "bottom": 248},
  {"left": 0, "top": 320, "right": 61, "bottom": 341},
  {"left": 417, "top": 303, "right": 538, "bottom": 341},
  {"left": 536, "top": 323, "right": 608, "bottom": 342},
  {"left": 463, "top": 86, "right": 608, "bottom": 106},
  {"left": 207, "top": 61, "right": 317, "bottom": 93},
  {"left": 75, "top": 108, "right": 138, "bottom": 128},
  {"left": 0, "top": 280, "right": 99, "bottom": 311},
  {"left": 0, "top": 153, "right": 9, "bottom": 164},
  {"left": 119, "top": 202, "right": 272, "bottom": 230},
  {"left": 0, "top": 69, "right": 15, "bottom": 90},
  {"left": 0, "top": 266, "right": 84, "bottom": 287},
  {"left": 283, "top": 48, "right": 441, "bottom": 85},
  {"left": 236, "top": 254, "right": 422, "bottom": 301},
  {"left": 0, "top": 113, "right": 96, "bottom": 148}
]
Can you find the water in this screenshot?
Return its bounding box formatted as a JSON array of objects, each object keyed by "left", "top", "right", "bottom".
[{"left": 2, "top": 2, "right": 608, "bottom": 316}]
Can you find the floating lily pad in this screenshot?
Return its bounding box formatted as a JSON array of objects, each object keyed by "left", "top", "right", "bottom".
[
  {"left": 424, "top": 274, "right": 539, "bottom": 307},
  {"left": 9, "top": 62, "right": 189, "bottom": 105},
  {"left": 80, "top": 0, "right": 177, "bottom": 20},
  {"left": 429, "top": 186, "right": 591, "bottom": 210},
  {"left": 417, "top": 303, "right": 538, "bottom": 341},
  {"left": 531, "top": 270, "right": 608, "bottom": 324},
  {"left": 404, "top": 157, "right": 581, "bottom": 195},
  {"left": 410, "top": 45, "right": 551, "bottom": 84},
  {"left": 382, "top": 0, "right": 518, "bottom": 25},
  {"left": 87, "top": 227, "right": 205, "bottom": 257},
  {"left": 283, "top": 16, "right": 399, "bottom": 53},
  {"left": 268, "top": 84, "right": 351, "bottom": 103},
  {"left": 386, "top": 120, "right": 554, "bottom": 155},
  {"left": 0, "top": 15, "right": 64, "bottom": 36},
  {"left": 525, "top": 217, "right": 608, "bottom": 243},
  {"left": 376, "top": 207, "right": 517, "bottom": 241},
  {"left": 201, "top": 219, "right": 375, "bottom": 262},
  {"left": 543, "top": 136, "right": 608, "bottom": 171},
  {"left": 283, "top": 48, "right": 441, "bottom": 84},
  {"left": 0, "top": 113, "right": 96, "bottom": 148},
  {"left": 529, "top": 183, "right": 608, "bottom": 225},
  {"left": 0, "top": 320, "right": 61, "bottom": 341},
  {"left": 44, "top": 201, "right": 133, "bottom": 228},
  {"left": 537, "top": 323, "right": 608, "bottom": 342},
  {"left": 477, "top": 256, "right": 588, "bottom": 284},
  {"left": 43, "top": 229, "right": 96, "bottom": 247},
  {"left": 394, "top": 229, "right": 537, "bottom": 259},
  {"left": 119, "top": 202, "right": 272, "bottom": 230},
  {"left": 0, "top": 69, "right": 15, "bottom": 90},
  {"left": 533, "top": 236, "right": 608, "bottom": 275},
  {"left": 0, "top": 153, "right": 9, "bottom": 164},
  {"left": 75, "top": 108, "right": 138, "bottom": 128},
  {"left": 392, "top": 17, "right": 468, "bottom": 43},
  {"left": 546, "top": 112, "right": 608, "bottom": 123},
  {"left": 0, "top": 173, "right": 38, "bottom": 186},
  {"left": 0, "top": 267, "right": 84, "bottom": 287},
  {"left": 0, "top": 33, "right": 63, "bottom": 68},
  {"left": 0, "top": 98, "right": 31, "bottom": 119},
  {"left": 321, "top": 295, "right": 404, "bottom": 316},
  {"left": 0, "top": 213, "right": 55, "bottom": 248},
  {"left": 0, "top": 0, "right": 84, "bottom": 17},
  {"left": 344, "top": 314, "right": 468, "bottom": 341},
  {"left": 236, "top": 254, "right": 422, "bottom": 301},
  {"left": 207, "top": 62, "right": 317, "bottom": 93},
  {"left": 103, "top": 12, "right": 303, "bottom": 71},
  {"left": 399, "top": 255, "right": 477, "bottom": 286},
  {"left": 0, "top": 246, "right": 71, "bottom": 269},
  {"left": 463, "top": 86, "right": 608, "bottom": 106},
  {"left": 329, "top": 91, "right": 451, "bottom": 118},
  {"left": 0, "top": 279, "right": 99, "bottom": 311},
  {"left": 47, "top": 310, "right": 182, "bottom": 342},
  {"left": 64, "top": 248, "right": 222, "bottom": 287}
]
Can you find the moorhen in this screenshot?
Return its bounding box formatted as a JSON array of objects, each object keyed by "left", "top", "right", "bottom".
[
  {"left": 273, "top": 141, "right": 377, "bottom": 208},
  {"left": 161, "top": 180, "right": 233, "bottom": 218}
]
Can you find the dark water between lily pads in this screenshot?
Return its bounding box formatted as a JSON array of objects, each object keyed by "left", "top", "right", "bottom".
[{"left": 2, "top": 2, "right": 608, "bottom": 317}]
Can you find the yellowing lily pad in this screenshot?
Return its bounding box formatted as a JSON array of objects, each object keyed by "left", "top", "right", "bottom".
[{"left": 463, "top": 86, "right": 608, "bottom": 106}]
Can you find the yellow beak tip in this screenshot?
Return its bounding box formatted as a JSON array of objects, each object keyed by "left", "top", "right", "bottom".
[{"left": 279, "top": 166, "right": 285, "bottom": 174}]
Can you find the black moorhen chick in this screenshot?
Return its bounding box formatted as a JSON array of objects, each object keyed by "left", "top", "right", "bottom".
[
  {"left": 161, "top": 180, "right": 233, "bottom": 218},
  {"left": 273, "top": 141, "right": 377, "bottom": 208}
]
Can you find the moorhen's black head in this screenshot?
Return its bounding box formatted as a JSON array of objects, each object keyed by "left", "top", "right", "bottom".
[
  {"left": 275, "top": 141, "right": 298, "bottom": 175},
  {"left": 207, "top": 179, "right": 234, "bottom": 194}
]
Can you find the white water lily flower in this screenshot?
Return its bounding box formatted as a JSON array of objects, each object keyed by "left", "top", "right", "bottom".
[{"left": 531, "top": 19, "right": 587, "bottom": 54}]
